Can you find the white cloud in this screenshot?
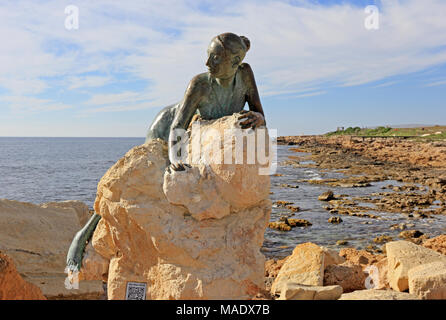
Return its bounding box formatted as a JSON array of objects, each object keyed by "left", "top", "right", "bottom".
[
  {"left": 0, "top": 0, "right": 445, "bottom": 114},
  {"left": 0, "top": 95, "right": 72, "bottom": 113},
  {"left": 68, "top": 76, "right": 112, "bottom": 89},
  {"left": 425, "top": 79, "right": 446, "bottom": 87}
]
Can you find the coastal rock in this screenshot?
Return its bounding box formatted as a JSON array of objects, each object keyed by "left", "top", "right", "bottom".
[
  {"left": 323, "top": 262, "right": 366, "bottom": 293},
  {"left": 271, "top": 243, "right": 325, "bottom": 294},
  {"left": 318, "top": 190, "right": 335, "bottom": 201},
  {"left": 0, "top": 199, "right": 103, "bottom": 298},
  {"left": 265, "top": 257, "right": 289, "bottom": 278},
  {"left": 40, "top": 200, "right": 91, "bottom": 227},
  {"left": 89, "top": 114, "right": 272, "bottom": 299},
  {"left": 338, "top": 289, "right": 420, "bottom": 300},
  {"left": 386, "top": 240, "right": 446, "bottom": 292},
  {"left": 367, "top": 257, "right": 390, "bottom": 290},
  {"left": 0, "top": 252, "right": 46, "bottom": 300},
  {"left": 339, "top": 248, "right": 379, "bottom": 266},
  {"left": 278, "top": 283, "right": 342, "bottom": 300},
  {"left": 399, "top": 230, "right": 424, "bottom": 240},
  {"left": 328, "top": 216, "right": 342, "bottom": 224},
  {"left": 322, "top": 247, "right": 345, "bottom": 267},
  {"left": 422, "top": 235, "right": 446, "bottom": 255},
  {"left": 408, "top": 261, "right": 446, "bottom": 299}
]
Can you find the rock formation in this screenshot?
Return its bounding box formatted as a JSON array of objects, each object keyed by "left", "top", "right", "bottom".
[
  {"left": 0, "top": 252, "right": 46, "bottom": 300},
  {"left": 0, "top": 199, "right": 103, "bottom": 298},
  {"left": 82, "top": 114, "right": 273, "bottom": 299},
  {"left": 338, "top": 289, "right": 420, "bottom": 300},
  {"left": 386, "top": 240, "right": 446, "bottom": 292},
  {"left": 408, "top": 261, "right": 446, "bottom": 299}
]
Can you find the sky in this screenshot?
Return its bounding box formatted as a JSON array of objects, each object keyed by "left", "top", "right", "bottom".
[{"left": 0, "top": 0, "right": 445, "bottom": 137}]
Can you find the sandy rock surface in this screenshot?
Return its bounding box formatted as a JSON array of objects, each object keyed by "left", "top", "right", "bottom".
[
  {"left": 0, "top": 251, "right": 46, "bottom": 300},
  {"left": 408, "top": 261, "right": 446, "bottom": 299},
  {"left": 339, "top": 289, "right": 420, "bottom": 300},
  {"left": 0, "top": 199, "right": 103, "bottom": 299},
  {"left": 271, "top": 243, "right": 325, "bottom": 294},
  {"left": 386, "top": 240, "right": 446, "bottom": 292},
  {"left": 278, "top": 283, "right": 343, "bottom": 300}
]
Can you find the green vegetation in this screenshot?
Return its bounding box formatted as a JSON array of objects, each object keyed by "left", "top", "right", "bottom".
[{"left": 326, "top": 125, "right": 446, "bottom": 140}]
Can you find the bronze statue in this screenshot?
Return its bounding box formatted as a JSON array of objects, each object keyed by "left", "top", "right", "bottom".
[{"left": 67, "top": 32, "right": 266, "bottom": 272}]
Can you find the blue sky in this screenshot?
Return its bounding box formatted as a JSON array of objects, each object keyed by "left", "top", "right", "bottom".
[{"left": 0, "top": 0, "right": 445, "bottom": 137}]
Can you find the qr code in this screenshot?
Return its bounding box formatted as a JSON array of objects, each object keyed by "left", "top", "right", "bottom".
[{"left": 125, "top": 282, "right": 147, "bottom": 300}]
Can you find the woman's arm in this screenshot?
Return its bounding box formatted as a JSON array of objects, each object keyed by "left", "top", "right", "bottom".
[
  {"left": 239, "top": 63, "right": 266, "bottom": 129},
  {"left": 168, "top": 75, "right": 207, "bottom": 170}
]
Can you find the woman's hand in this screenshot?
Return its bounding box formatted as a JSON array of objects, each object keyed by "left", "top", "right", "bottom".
[
  {"left": 168, "top": 161, "right": 191, "bottom": 172},
  {"left": 238, "top": 110, "right": 265, "bottom": 129}
]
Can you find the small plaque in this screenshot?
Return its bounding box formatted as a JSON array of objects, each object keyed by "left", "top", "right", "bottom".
[{"left": 125, "top": 282, "right": 147, "bottom": 300}]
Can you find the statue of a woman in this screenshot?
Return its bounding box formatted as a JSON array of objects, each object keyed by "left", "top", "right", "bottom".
[{"left": 66, "top": 32, "right": 266, "bottom": 272}]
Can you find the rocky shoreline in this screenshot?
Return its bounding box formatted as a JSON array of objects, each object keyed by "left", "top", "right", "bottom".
[
  {"left": 257, "top": 135, "right": 446, "bottom": 299},
  {"left": 1, "top": 133, "right": 446, "bottom": 300},
  {"left": 272, "top": 135, "right": 446, "bottom": 248}
]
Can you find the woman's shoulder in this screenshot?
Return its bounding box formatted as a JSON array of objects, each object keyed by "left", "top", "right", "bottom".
[
  {"left": 238, "top": 63, "right": 255, "bottom": 83},
  {"left": 188, "top": 72, "right": 212, "bottom": 91}
]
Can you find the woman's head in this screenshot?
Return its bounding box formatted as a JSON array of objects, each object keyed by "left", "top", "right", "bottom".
[{"left": 206, "top": 33, "right": 250, "bottom": 79}]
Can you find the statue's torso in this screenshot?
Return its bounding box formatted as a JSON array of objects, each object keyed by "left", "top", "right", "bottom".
[
  {"left": 146, "top": 67, "right": 248, "bottom": 142},
  {"left": 196, "top": 68, "right": 247, "bottom": 119}
]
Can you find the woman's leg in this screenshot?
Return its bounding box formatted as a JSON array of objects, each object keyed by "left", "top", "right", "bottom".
[{"left": 66, "top": 213, "right": 102, "bottom": 272}]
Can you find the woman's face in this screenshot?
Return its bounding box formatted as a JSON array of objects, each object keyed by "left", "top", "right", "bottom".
[{"left": 206, "top": 39, "right": 237, "bottom": 79}]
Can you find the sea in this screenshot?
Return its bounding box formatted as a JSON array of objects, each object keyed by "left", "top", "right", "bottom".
[{"left": 1, "top": 137, "right": 445, "bottom": 258}]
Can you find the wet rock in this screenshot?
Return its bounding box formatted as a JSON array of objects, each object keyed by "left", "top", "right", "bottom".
[
  {"left": 280, "top": 184, "right": 299, "bottom": 189},
  {"left": 336, "top": 240, "right": 348, "bottom": 246},
  {"left": 373, "top": 235, "right": 393, "bottom": 244},
  {"left": 285, "top": 205, "right": 300, "bottom": 212},
  {"left": 286, "top": 218, "right": 312, "bottom": 227},
  {"left": 268, "top": 221, "right": 291, "bottom": 231},
  {"left": 390, "top": 223, "right": 407, "bottom": 231},
  {"left": 318, "top": 190, "right": 335, "bottom": 201},
  {"left": 273, "top": 200, "right": 293, "bottom": 207},
  {"left": 269, "top": 218, "right": 311, "bottom": 231},
  {"left": 399, "top": 230, "right": 424, "bottom": 239},
  {"left": 328, "top": 216, "right": 343, "bottom": 224}
]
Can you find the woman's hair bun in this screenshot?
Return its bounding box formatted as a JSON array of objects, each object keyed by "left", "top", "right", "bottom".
[{"left": 240, "top": 36, "right": 250, "bottom": 52}]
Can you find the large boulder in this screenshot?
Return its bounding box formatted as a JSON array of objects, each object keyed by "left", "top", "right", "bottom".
[
  {"left": 86, "top": 114, "right": 272, "bottom": 299},
  {"left": 408, "top": 261, "right": 446, "bottom": 299},
  {"left": 271, "top": 243, "right": 325, "bottom": 294},
  {"left": 386, "top": 240, "right": 446, "bottom": 292},
  {"left": 0, "top": 199, "right": 103, "bottom": 298},
  {"left": 0, "top": 252, "right": 46, "bottom": 300},
  {"left": 324, "top": 262, "right": 367, "bottom": 293}
]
